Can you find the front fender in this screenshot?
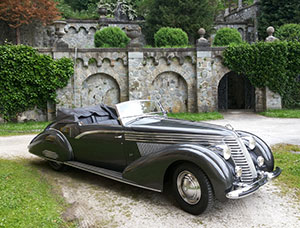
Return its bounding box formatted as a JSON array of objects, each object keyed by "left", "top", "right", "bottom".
[
  {"left": 237, "top": 130, "right": 274, "bottom": 171},
  {"left": 123, "top": 144, "right": 233, "bottom": 201},
  {"left": 28, "top": 128, "right": 73, "bottom": 162}
]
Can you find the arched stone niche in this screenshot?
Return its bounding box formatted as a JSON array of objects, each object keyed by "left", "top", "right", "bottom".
[
  {"left": 150, "top": 71, "right": 188, "bottom": 113},
  {"left": 81, "top": 73, "right": 120, "bottom": 106}
]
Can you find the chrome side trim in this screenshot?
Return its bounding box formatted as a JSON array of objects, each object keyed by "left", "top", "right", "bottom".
[
  {"left": 75, "top": 130, "right": 125, "bottom": 139},
  {"left": 64, "top": 161, "right": 162, "bottom": 193}
]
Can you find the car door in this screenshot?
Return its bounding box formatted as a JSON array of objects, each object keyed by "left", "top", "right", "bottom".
[{"left": 71, "top": 124, "right": 126, "bottom": 172}]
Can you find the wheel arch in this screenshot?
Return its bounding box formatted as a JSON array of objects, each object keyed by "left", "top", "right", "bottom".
[{"left": 123, "top": 144, "right": 233, "bottom": 201}]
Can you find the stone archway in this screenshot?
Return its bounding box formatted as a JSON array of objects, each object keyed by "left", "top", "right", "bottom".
[
  {"left": 81, "top": 73, "right": 120, "bottom": 106},
  {"left": 150, "top": 71, "right": 188, "bottom": 113},
  {"left": 218, "top": 72, "right": 255, "bottom": 110}
]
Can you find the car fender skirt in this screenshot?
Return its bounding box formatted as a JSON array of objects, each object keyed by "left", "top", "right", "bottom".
[
  {"left": 28, "top": 128, "right": 73, "bottom": 162},
  {"left": 123, "top": 144, "right": 233, "bottom": 201}
]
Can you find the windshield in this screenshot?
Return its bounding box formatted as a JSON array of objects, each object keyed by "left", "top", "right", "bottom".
[{"left": 115, "top": 100, "right": 165, "bottom": 125}]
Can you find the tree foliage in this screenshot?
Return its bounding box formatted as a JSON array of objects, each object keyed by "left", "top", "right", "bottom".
[
  {"left": 143, "top": 0, "right": 218, "bottom": 44},
  {"left": 0, "top": 0, "right": 61, "bottom": 28},
  {"left": 223, "top": 42, "right": 300, "bottom": 108},
  {"left": 213, "top": 27, "right": 243, "bottom": 46},
  {"left": 258, "top": 0, "right": 300, "bottom": 40},
  {"left": 0, "top": 45, "right": 74, "bottom": 121},
  {"left": 0, "top": 0, "right": 61, "bottom": 44}
]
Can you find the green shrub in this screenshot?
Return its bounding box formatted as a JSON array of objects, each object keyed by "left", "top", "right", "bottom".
[
  {"left": 94, "top": 27, "right": 130, "bottom": 48},
  {"left": 154, "top": 27, "right": 188, "bottom": 47},
  {"left": 0, "top": 44, "right": 74, "bottom": 121},
  {"left": 223, "top": 41, "right": 300, "bottom": 108},
  {"left": 275, "top": 24, "right": 300, "bottom": 42},
  {"left": 213, "top": 27, "right": 243, "bottom": 46}
]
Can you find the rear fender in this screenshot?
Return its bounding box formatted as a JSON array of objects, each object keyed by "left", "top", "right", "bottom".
[
  {"left": 123, "top": 144, "right": 233, "bottom": 201},
  {"left": 28, "top": 128, "right": 73, "bottom": 162}
]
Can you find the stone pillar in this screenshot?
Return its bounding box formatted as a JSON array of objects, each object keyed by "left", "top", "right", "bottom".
[
  {"left": 47, "top": 101, "right": 56, "bottom": 121},
  {"left": 126, "top": 26, "right": 144, "bottom": 101},
  {"left": 196, "top": 28, "right": 214, "bottom": 112},
  {"left": 255, "top": 87, "right": 266, "bottom": 112},
  {"left": 264, "top": 26, "right": 282, "bottom": 110},
  {"left": 128, "top": 51, "right": 144, "bottom": 100}
]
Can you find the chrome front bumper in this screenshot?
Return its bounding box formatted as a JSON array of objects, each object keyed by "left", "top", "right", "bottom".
[{"left": 226, "top": 167, "right": 282, "bottom": 199}]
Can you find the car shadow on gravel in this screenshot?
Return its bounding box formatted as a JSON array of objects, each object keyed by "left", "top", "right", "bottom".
[{"left": 29, "top": 159, "right": 178, "bottom": 207}]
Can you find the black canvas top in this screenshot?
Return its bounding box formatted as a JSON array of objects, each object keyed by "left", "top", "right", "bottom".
[{"left": 56, "top": 104, "right": 115, "bottom": 122}]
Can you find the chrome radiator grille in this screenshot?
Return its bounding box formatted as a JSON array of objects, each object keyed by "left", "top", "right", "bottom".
[{"left": 224, "top": 137, "right": 257, "bottom": 183}]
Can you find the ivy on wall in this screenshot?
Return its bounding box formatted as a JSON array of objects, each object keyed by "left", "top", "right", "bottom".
[
  {"left": 223, "top": 41, "right": 300, "bottom": 107},
  {"left": 0, "top": 44, "right": 74, "bottom": 120}
]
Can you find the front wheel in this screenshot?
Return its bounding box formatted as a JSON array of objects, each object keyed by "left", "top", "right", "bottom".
[{"left": 172, "top": 163, "right": 214, "bottom": 215}]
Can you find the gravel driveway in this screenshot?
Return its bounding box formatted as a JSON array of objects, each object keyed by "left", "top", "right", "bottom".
[{"left": 1, "top": 113, "right": 300, "bottom": 228}]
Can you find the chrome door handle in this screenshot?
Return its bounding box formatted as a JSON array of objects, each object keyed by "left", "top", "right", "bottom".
[{"left": 115, "top": 135, "right": 123, "bottom": 139}]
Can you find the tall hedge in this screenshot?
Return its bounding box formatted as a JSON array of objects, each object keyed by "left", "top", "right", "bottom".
[
  {"left": 0, "top": 45, "right": 74, "bottom": 120},
  {"left": 223, "top": 42, "right": 300, "bottom": 107}
]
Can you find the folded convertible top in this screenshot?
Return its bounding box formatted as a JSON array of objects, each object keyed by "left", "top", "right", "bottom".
[{"left": 56, "top": 104, "right": 113, "bottom": 122}]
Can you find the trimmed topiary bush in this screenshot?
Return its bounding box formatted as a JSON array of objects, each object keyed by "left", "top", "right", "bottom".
[
  {"left": 154, "top": 27, "right": 189, "bottom": 47},
  {"left": 213, "top": 27, "right": 243, "bottom": 46},
  {"left": 94, "top": 27, "right": 130, "bottom": 48},
  {"left": 275, "top": 24, "right": 300, "bottom": 42}
]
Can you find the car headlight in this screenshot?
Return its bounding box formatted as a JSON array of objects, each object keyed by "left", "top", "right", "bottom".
[
  {"left": 243, "top": 136, "right": 256, "bottom": 150},
  {"left": 215, "top": 144, "right": 231, "bottom": 160},
  {"left": 257, "top": 156, "right": 264, "bottom": 167},
  {"left": 235, "top": 166, "right": 242, "bottom": 177}
]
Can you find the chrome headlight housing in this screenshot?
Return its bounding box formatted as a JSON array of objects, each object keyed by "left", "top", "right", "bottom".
[
  {"left": 215, "top": 144, "right": 231, "bottom": 160},
  {"left": 242, "top": 136, "right": 256, "bottom": 150}
]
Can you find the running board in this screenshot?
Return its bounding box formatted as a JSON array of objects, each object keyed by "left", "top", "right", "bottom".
[{"left": 64, "top": 161, "right": 161, "bottom": 192}]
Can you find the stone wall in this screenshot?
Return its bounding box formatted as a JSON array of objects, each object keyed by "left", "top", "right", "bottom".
[{"left": 40, "top": 46, "right": 272, "bottom": 114}]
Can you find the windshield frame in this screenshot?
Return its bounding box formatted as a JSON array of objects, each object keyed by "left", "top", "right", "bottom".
[{"left": 115, "top": 100, "right": 166, "bottom": 126}]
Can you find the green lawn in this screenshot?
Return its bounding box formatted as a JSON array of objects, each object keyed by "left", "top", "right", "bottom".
[
  {"left": 167, "top": 112, "right": 223, "bottom": 121},
  {"left": 272, "top": 144, "right": 300, "bottom": 199},
  {"left": 0, "top": 159, "right": 74, "bottom": 228},
  {"left": 260, "top": 109, "right": 300, "bottom": 118},
  {"left": 0, "top": 121, "right": 49, "bottom": 136}
]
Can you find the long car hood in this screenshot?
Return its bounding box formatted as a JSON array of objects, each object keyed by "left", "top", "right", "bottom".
[{"left": 129, "top": 117, "right": 235, "bottom": 137}]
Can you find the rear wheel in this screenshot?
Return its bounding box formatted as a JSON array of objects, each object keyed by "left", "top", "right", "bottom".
[
  {"left": 47, "top": 161, "right": 67, "bottom": 171},
  {"left": 172, "top": 163, "right": 214, "bottom": 215}
]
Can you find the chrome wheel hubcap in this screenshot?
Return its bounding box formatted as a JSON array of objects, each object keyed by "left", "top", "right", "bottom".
[{"left": 177, "top": 170, "right": 201, "bottom": 205}]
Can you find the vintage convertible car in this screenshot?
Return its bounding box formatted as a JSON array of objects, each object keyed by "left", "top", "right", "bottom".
[{"left": 28, "top": 100, "right": 281, "bottom": 215}]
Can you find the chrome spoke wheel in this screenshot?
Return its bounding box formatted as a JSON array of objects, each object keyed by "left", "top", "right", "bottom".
[{"left": 177, "top": 170, "right": 201, "bottom": 205}]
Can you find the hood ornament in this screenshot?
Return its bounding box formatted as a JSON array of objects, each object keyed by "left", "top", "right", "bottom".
[{"left": 225, "top": 124, "right": 234, "bottom": 131}]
